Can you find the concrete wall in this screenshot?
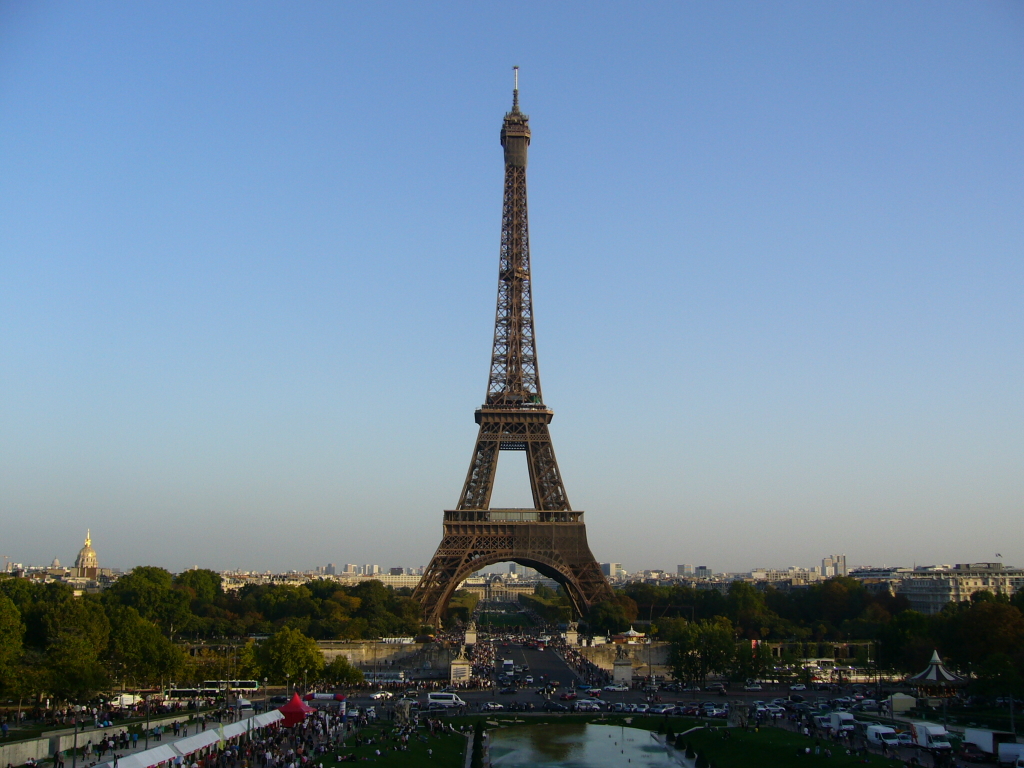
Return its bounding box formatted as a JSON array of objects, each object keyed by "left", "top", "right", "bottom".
[
  {"left": 2, "top": 712, "right": 203, "bottom": 768},
  {"left": 579, "top": 642, "right": 672, "bottom": 677},
  {"left": 318, "top": 641, "right": 456, "bottom": 676}
]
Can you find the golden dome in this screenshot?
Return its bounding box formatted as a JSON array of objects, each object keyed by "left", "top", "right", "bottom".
[{"left": 74, "top": 529, "right": 98, "bottom": 570}]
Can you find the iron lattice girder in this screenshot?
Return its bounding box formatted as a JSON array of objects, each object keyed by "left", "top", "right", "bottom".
[
  {"left": 415, "top": 516, "right": 614, "bottom": 629},
  {"left": 457, "top": 409, "right": 569, "bottom": 511},
  {"left": 488, "top": 164, "right": 539, "bottom": 405}
]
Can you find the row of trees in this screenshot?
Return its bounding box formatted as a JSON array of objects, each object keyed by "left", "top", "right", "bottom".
[
  {"left": 582, "top": 579, "right": 1024, "bottom": 693},
  {"left": 0, "top": 567, "right": 412, "bottom": 705}
]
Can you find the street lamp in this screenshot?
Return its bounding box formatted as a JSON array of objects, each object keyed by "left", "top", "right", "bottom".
[
  {"left": 263, "top": 678, "right": 268, "bottom": 712},
  {"left": 285, "top": 673, "right": 290, "bottom": 695}
]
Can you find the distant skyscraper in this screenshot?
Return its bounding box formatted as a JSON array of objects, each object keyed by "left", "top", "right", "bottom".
[
  {"left": 344, "top": 564, "right": 358, "bottom": 574},
  {"left": 325, "top": 563, "right": 336, "bottom": 575},
  {"left": 389, "top": 567, "right": 404, "bottom": 576},
  {"left": 822, "top": 554, "right": 847, "bottom": 577},
  {"left": 694, "top": 565, "right": 712, "bottom": 579},
  {"left": 600, "top": 563, "right": 624, "bottom": 579},
  {"left": 677, "top": 564, "right": 694, "bottom": 576}
]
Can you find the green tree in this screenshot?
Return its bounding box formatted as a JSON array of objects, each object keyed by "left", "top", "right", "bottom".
[
  {"left": 47, "top": 633, "right": 109, "bottom": 702},
  {"left": 254, "top": 626, "right": 325, "bottom": 684},
  {"left": 0, "top": 593, "right": 24, "bottom": 671},
  {"left": 669, "top": 617, "right": 735, "bottom": 686},
  {"left": 106, "top": 605, "right": 187, "bottom": 686},
  {"left": 322, "top": 654, "right": 364, "bottom": 686},
  {"left": 174, "top": 569, "right": 223, "bottom": 604},
  {"left": 104, "top": 566, "right": 192, "bottom": 639}
]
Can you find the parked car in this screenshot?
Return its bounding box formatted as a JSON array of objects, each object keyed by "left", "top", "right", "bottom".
[
  {"left": 369, "top": 691, "right": 393, "bottom": 700},
  {"left": 543, "top": 701, "right": 569, "bottom": 712},
  {"left": 650, "top": 704, "right": 676, "bottom": 715},
  {"left": 482, "top": 702, "right": 504, "bottom": 711},
  {"left": 744, "top": 684, "right": 764, "bottom": 692},
  {"left": 790, "top": 683, "right": 807, "bottom": 691},
  {"left": 604, "top": 684, "right": 629, "bottom": 692}
]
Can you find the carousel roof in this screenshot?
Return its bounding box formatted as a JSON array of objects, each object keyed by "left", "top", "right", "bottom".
[{"left": 907, "top": 650, "right": 965, "bottom": 687}]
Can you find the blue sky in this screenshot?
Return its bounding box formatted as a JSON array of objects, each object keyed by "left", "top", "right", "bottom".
[{"left": 2, "top": 2, "right": 1022, "bottom": 574}]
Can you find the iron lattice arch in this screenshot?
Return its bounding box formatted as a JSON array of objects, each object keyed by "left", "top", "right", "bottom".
[
  {"left": 414, "top": 77, "right": 613, "bottom": 626},
  {"left": 415, "top": 517, "right": 612, "bottom": 628}
]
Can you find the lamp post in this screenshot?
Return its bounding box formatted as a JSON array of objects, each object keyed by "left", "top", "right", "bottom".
[
  {"left": 144, "top": 697, "right": 150, "bottom": 750},
  {"left": 263, "top": 678, "right": 268, "bottom": 713},
  {"left": 71, "top": 717, "right": 78, "bottom": 768},
  {"left": 285, "top": 673, "right": 290, "bottom": 696}
]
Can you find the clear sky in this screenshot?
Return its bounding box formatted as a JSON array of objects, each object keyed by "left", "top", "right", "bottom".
[{"left": 2, "top": 2, "right": 1022, "bottom": 575}]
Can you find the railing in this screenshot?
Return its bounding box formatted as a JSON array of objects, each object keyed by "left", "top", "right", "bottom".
[{"left": 444, "top": 509, "right": 582, "bottom": 523}]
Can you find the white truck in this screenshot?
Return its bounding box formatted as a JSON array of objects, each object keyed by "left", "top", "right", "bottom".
[
  {"left": 830, "top": 712, "right": 856, "bottom": 734},
  {"left": 908, "top": 721, "right": 952, "bottom": 751},
  {"left": 964, "top": 729, "right": 1017, "bottom": 760},
  {"left": 997, "top": 743, "right": 1024, "bottom": 767},
  {"left": 865, "top": 725, "right": 899, "bottom": 749}
]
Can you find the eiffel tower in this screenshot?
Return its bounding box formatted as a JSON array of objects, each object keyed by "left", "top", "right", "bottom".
[{"left": 414, "top": 70, "right": 614, "bottom": 627}]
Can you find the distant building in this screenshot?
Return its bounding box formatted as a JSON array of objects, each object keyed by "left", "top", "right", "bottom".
[
  {"left": 677, "top": 564, "right": 694, "bottom": 576},
  {"left": 600, "top": 563, "right": 623, "bottom": 579},
  {"left": 849, "top": 562, "right": 1024, "bottom": 615},
  {"left": 74, "top": 530, "right": 100, "bottom": 579},
  {"left": 821, "top": 554, "right": 847, "bottom": 578},
  {"left": 750, "top": 567, "right": 821, "bottom": 587},
  {"left": 694, "top": 565, "right": 712, "bottom": 579},
  {"left": 389, "top": 567, "right": 404, "bottom": 576},
  {"left": 324, "top": 563, "right": 336, "bottom": 575}
]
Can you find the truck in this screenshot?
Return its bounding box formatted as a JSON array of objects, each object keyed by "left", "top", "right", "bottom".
[
  {"left": 997, "top": 743, "right": 1024, "bottom": 767},
  {"left": 865, "top": 725, "right": 900, "bottom": 749},
  {"left": 964, "top": 729, "right": 1017, "bottom": 759},
  {"left": 830, "top": 712, "right": 856, "bottom": 734},
  {"left": 908, "top": 721, "right": 952, "bottom": 751}
]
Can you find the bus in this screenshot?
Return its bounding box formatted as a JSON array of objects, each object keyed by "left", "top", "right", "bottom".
[{"left": 200, "top": 680, "right": 260, "bottom": 694}]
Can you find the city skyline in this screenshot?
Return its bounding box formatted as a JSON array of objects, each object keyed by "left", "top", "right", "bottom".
[{"left": 2, "top": 3, "right": 1022, "bottom": 573}]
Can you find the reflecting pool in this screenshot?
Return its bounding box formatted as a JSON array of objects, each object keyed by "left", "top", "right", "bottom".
[{"left": 489, "top": 723, "right": 675, "bottom": 768}]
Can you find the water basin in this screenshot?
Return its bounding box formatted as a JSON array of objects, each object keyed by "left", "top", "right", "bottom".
[{"left": 489, "top": 723, "right": 675, "bottom": 767}]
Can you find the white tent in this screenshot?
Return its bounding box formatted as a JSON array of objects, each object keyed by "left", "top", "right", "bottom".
[
  {"left": 171, "top": 729, "right": 221, "bottom": 756},
  {"left": 95, "top": 744, "right": 178, "bottom": 768},
  {"left": 252, "top": 710, "right": 284, "bottom": 728}
]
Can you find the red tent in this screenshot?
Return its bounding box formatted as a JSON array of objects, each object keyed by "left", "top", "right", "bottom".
[{"left": 278, "top": 692, "right": 314, "bottom": 727}]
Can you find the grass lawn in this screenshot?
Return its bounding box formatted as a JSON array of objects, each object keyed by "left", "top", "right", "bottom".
[
  {"left": 682, "top": 726, "right": 906, "bottom": 768},
  {"left": 325, "top": 722, "right": 467, "bottom": 768}
]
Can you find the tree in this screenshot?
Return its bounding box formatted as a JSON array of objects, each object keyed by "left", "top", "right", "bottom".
[
  {"left": 174, "top": 569, "right": 223, "bottom": 604},
  {"left": 322, "top": 654, "right": 364, "bottom": 686},
  {"left": 669, "top": 617, "right": 735, "bottom": 686},
  {"left": 47, "top": 633, "right": 109, "bottom": 702},
  {"left": 106, "top": 605, "right": 186, "bottom": 686},
  {"left": 254, "top": 626, "right": 325, "bottom": 684},
  {"left": 104, "top": 567, "right": 192, "bottom": 639},
  {"left": 0, "top": 593, "right": 24, "bottom": 672}
]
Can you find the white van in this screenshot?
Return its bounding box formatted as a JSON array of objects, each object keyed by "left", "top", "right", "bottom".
[{"left": 427, "top": 692, "right": 466, "bottom": 709}]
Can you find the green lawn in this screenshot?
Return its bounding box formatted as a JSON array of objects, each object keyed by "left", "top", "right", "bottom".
[
  {"left": 682, "top": 726, "right": 905, "bottom": 768},
  {"left": 327, "top": 722, "right": 467, "bottom": 768}
]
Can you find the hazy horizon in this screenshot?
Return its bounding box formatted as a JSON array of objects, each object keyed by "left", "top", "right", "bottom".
[{"left": 3, "top": 2, "right": 1022, "bottom": 575}]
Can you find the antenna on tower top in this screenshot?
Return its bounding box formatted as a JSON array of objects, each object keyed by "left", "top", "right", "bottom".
[{"left": 512, "top": 65, "right": 520, "bottom": 110}]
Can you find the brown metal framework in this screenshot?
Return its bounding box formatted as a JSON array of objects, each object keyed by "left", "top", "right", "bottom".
[{"left": 415, "top": 76, "right": 613, "bottom": 626}]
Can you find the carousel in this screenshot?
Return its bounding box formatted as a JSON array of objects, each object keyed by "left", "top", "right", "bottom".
[{"left": 907, "top": 650, "right": 966, "bottom": 698}]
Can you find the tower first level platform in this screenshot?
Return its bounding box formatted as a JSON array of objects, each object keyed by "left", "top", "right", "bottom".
[{"left": 415, "top": 510, "right": 611, "bottom": 629}]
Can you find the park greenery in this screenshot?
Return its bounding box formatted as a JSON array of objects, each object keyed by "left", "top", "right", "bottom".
[
  {"left": 2, "top": 566, "right": 1023, "bottom": 707},
  {"left": 579, "top": 578, "right": 1024, "bottom": 694}
]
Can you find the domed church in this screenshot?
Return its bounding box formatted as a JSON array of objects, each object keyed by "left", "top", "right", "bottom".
[{"left": 74, "top": 529, "right": 100, "bottom": 578}]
